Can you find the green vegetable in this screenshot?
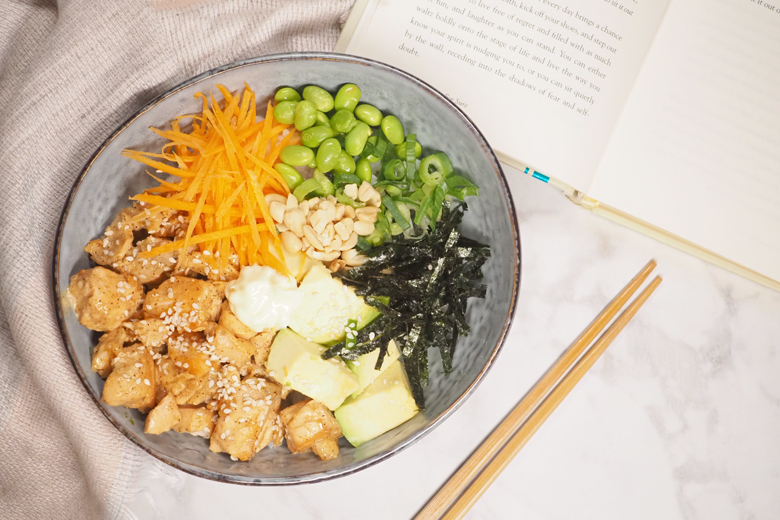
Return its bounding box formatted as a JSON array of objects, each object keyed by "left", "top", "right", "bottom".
[
  {"left": 356, "top": 157, "right": 373, "bottom": 183},
  {"left": 334, "top": 83, "right": 361, "bottom": 112},
  {"left": 382, "top": 194, "right": 411, "bottom": 231},
  {"left": 316, "top": 138, "right": 342, "bottom": 173},
  {"left": 419, "top": 154, "right": 446, "bottom": 186},
  {"left": 301, "top": 126, "right": 335, "bottom": 148},
  {"left": 345, "top": 122, "right": 371, "bottom": 156},
  {"left": 315, "top": 110, "right": 331, "bottom": 127},
  {"left": 381, "top": 159, "right": 406, "bottom": 181},
  {"left": 404, "top": 134, "right": 418, "bottom": 180},
  {"left": 334, "top": 360, "right": 418, "bottom": 447},
  {"left": 324, "top": 203, "right": 489, "bottom": 408},
  {"left": 294, "top": 100, "right": 318, "bottom": 131},
  {"left": 274, "top": 100, "right": 297, "bottom": 125},
  {"left": 433, "top": 152, "right": 454, "bottom": 176},
  {"left": 354, "top": 104, "right": 383, "bottom": 126},
  {"left": 331, "top": 109, "right": 358, "bottom": 133},
  {"left": 293, "top": 178, "right": 323, "bottom": 201},
  {"left": 267, "top": 329, "right": 358, "bottom": 410},
  {"left": 334, "top": 173, "right": 362, "bottom": 187},
  {"left": 396, "top": 140, "right": 422, "bottom": 159},
  {"left": 446, "top": 175, "right": 479, "bottom": 200},
  {"left": 363, "top": 135, "right": 388, "bottom": 163},
  {"left": 302, "top": 85, "right": 335, "bottom": 112},
  {"left": 280, "top": 145, "right": 315, "bottom": 167},
  {"left": 380, "top": 115, "right": 405, "bottom": 145},
  {"left": 274, "top": 87, "right": 301, "bottom": 102},
  {"left": 274, "top": 163, "right": 303, "bottom": 190},
  {"left": 313, "top": 169, "right": 335, "bottom": 197},
  {"left": 335, "top": 150, "right": 357, "bottom": 175}
]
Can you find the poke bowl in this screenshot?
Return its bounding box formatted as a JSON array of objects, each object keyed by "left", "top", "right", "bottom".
[{"left": 54, "top": 52, "right": 521, "bottom": 484}]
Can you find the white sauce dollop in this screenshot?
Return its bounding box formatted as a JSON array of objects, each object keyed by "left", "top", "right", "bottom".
[{"left": 225, "top": 266, "right": 303, "bottom": 332}]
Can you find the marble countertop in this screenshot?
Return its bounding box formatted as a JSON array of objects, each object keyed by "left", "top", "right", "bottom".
[{"left": 125, "top": 164, "right": 780, "bottom": 520}]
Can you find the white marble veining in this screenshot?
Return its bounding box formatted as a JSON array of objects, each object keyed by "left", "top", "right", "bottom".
[{"left": 124, "top": 165, "right": 780, "bottom": 520}]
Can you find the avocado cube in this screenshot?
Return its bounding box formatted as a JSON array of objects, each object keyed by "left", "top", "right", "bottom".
[
  {"left": 287, "top": 264, "right": 379, "bottom": 344},
  {"left": 267, "top": 328, "right": 358, "bottom": 410},
  {"left": 335, "top": 360, "right": 419, "bottom": 447},
  {"left": 346, "top": 339, "right": 401, "bottom": 398}
]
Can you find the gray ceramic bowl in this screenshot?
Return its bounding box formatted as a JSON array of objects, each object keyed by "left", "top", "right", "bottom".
[{"left": 54, "top": 52, "right": 521, "bottom": 484}]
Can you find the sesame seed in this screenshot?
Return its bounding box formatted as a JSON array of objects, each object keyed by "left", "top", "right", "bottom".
[{"left": 144, "top": 379, "right": 150, "bottom": 386}]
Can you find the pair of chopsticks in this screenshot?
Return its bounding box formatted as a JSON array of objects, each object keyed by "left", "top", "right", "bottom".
[{"left": 415, "top": 260, "right": 662, "bottom": 520}]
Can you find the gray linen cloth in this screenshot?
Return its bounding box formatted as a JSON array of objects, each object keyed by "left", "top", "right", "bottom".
[{"left": 0, "top": 1, "right": 352, "bottom": 518}]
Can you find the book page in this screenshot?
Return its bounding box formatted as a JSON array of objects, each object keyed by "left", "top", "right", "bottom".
[
  {"left": 340, "top": 0, "right": 669, "bottom": 192},
  {"left": 589, "top": 0, "right": 780, "bottom": 282}
]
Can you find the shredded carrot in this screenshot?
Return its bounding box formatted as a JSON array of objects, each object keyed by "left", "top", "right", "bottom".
[
  {"left": 123, "top": 85, "right": 295, "bottom": 276},
  {"left": 138, "top": 224, "right": 267, "bottom": 258}
]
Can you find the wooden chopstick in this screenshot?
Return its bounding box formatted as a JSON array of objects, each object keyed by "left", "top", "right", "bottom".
[{"left": 414, "top": 260, "right": 660, "bottom": 520}]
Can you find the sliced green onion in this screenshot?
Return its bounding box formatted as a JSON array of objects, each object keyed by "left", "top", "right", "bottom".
[
  {"left": 428, "top": 181, "right": 449, "bottom": 230},
  {"left": 446, "top": 175, "right": 479, "bottom": 200},
  {"left": 313, "top": 169, "right": 335, "bottom": 197},
  {"left": 382, "top": 195, "right": 411, "bottom": 231},
  {"left": 333, "top": 173, "right": 362, "bottom": 187},
  {"left": 405, "top": 134, "right": 417, "bottom": 180},
  {"left": 385, "top": 185, "right": 402, "bottom": 197},
  {"left": 367, "top": 135, "right": 388, "bottom": 163},
  {"left": 356, "top": 236, "right": 373, "bottom": 251},
  {"left": 419, "top": 154, "right": 446, "bottom": 186},
  {"left": 382, "top": 159, "right": 406, "bottom": 181},
  {"left": 434, "top": 152, "right": 454, "bottom": 176},
  {"left": 414, "top": 195, "right": 433, "bottom": 226},
  {"left": 293, "top": 178, "right": 322, "bottom": 201},
  {"left": 358, "top": 141, "right": 376, "bottom": 160},
  {"left": 335, "top": 189, "right": 365, "bottom": 208}
]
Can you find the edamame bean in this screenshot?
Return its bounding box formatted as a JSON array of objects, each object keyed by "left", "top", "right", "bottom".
[
  {"left": 381, "top": 115, "right": 405, "bottom": 145},
  {"left": 274, "top": 87, "right": 301, "bottom": 103},
  {"left": 356, "top": 157, "right": 373, "bottom": 183},
  {"left": 302, "top": 85, "right": 334, "bottom": 112},
  {"left": 294, "top": 100, "right": 317, "bottom": 131},
  {"left": 301, "top": 126, "right": 335, "bottom": 148},
  {"left": 314, "top": 111, "right": 331, "bottom": 127},
  {"left": 316, "top": 138, "right": 342, "bottom": 173},
  {"left": 354, "top": 104, "right": 383, "bottom": 126},
  {"left": 331, "top": 109, "right": 357, "bottom": 134},
  {"left": 396, "top": 141, "right": 422, "bottom": 158},
  {"left": 334, "top": 83, "right": 361, "bottom": 112},
  {"left": 335, "top": 150, "right": 356, "bottom": 174},
  {"left": 279, "top": 145, "right": 315, "bottom": 167},
  {"left": 274, "top": 101, "right": 297, "bottom": 125},
  {"left": 345, "top": 122, "right": 371, "bottom": 156},
  {"left": 274, "top": 163, "right": 304, "bottom": 190}
]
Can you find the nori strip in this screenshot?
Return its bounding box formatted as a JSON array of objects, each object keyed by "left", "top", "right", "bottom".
[{"left": 325, "top": 202, "right": 490, "bottom": 408}]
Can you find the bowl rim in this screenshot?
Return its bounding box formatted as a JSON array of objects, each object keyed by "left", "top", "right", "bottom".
[{"left": 53, "top": 51, "right": 522, "bottom": 485}]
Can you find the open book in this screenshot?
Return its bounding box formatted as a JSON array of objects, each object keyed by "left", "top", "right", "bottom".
[{"left": 336, "top": 0, "right": 780, "bottom": 291}]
